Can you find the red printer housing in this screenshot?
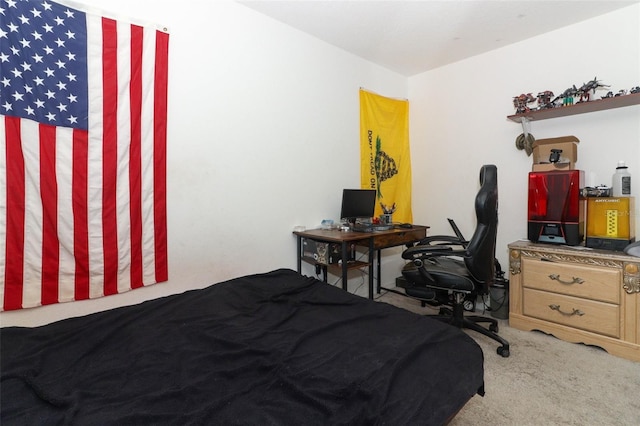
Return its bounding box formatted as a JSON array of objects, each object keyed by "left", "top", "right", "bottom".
[{"left": 528, "top": 170, "right": 585, "bottom": 246}]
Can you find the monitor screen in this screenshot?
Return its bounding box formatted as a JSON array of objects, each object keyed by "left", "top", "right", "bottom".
[{"left": 340, "top": 189, "right": 376, "bottom": 223}]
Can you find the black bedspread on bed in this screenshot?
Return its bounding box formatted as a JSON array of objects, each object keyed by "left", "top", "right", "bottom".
[{"left": 1, "top": 269, "right": 484, "bottom": 425}]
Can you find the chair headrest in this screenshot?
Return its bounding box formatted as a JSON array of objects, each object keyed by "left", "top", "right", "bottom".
[
  {"left": 476, "top": 165, "right": 498, "bottom": 225},
  {"left": 479, "top": 164, "right": 497, "bottom": 188}
]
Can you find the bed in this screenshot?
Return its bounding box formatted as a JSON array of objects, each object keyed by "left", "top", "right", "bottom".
[{"left": 1, "top": 269, "right": 484, "bottom": 425}]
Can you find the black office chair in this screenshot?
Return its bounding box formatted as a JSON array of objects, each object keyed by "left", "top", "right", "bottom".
[{"left": 401, "top": 164, "right": 510, "bottom": 357}]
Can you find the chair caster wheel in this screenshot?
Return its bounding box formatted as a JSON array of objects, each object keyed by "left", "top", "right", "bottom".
[
  {"left": 463, "top": 300, "right": 475, "bottom": 312},
  {"left": 497, "top": 346, "right": 510, "bottom": 357},
  {"left": 489, "top": 323, "right": 499, "bottom": 333}
]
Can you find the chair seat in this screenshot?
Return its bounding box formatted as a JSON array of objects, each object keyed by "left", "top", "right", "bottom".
[
  {"left": 402, "top": 257, "right": 475, "bottom": 293},
  {"left": 404, "top": 285, "right": 437, "bottom": 300}
]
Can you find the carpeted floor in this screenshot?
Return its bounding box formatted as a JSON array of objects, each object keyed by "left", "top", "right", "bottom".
[{"left": 376, "top": 289, "right": 640, "bottom": 425}]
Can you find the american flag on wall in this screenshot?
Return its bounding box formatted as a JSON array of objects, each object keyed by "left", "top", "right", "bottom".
[{"left": 0, "top": 0, "right": 169, "bottom": 310}]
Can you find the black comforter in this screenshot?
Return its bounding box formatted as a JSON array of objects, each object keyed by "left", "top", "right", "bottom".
[{"left": 1, "top": 269, "right": 484, "bottom": 425}]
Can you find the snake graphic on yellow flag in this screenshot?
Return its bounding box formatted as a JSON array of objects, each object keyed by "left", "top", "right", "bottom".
[{"left": 359, "top": 89, "right": 412, "bottom": 223}]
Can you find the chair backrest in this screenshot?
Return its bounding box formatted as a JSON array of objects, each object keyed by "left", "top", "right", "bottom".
[{"left": 463, "top": 165, "right": 498, "bottom": 293}]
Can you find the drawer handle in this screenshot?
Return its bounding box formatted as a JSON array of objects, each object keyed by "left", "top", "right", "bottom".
[
  {"left": 548, "top": 304, "right": 585, "bottom": 317},
  {"left": 548, "top": 274, "right": 584, "bottom": 285}
]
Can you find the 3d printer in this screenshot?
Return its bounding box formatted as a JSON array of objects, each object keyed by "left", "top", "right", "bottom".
[
  {"left": 585, "top": 197, "right": 635, "bottom": 251},
  {"left": 528, "top": 170, "right": 585, "bottom": 246}
]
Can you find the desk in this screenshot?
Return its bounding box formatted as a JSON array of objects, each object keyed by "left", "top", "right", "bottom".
[{"left": 293, "top": 225, "right": 429, "bottom": 299}]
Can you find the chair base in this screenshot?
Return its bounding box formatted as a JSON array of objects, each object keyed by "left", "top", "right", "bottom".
[{"left": 430, "top": 306, "right": 510, "bottom": 357}]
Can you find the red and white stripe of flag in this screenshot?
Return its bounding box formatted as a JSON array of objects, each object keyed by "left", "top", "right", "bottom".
[{"left": 0, "top": 15, "right": 168, "bottom": 311}]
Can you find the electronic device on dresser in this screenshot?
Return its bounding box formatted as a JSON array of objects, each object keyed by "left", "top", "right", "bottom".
[
  {"left": 528, "top": 170, "right": 585, "bottom": 246},
  {"left": 586, "top": 196, "right": 635, "bottom": 251},
  {"left": 340, "top": 189, "right": 376, "bottom": 226}
]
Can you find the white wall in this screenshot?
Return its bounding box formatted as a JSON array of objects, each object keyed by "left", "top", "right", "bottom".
[
  {"left": 2, "top": 1, "right": 638, "bottom": 327},
  {"left": 408, "top": 4, "right": 640, "bottom": 270},
  {"left": 1, "top": 0, "right": 407, "bottom": 326}
]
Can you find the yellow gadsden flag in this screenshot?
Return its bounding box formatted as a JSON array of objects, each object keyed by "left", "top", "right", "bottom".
[{"left": 359, "top": 89, "right": 412, "bottom": 223}]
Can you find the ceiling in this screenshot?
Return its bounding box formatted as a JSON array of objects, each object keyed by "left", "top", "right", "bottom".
[{"left": 238, "top": 0, "right": 639, "bottom": 76}]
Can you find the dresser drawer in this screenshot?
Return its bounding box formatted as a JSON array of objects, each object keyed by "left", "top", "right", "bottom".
[
  {"left": 522, "top": 258, "right": 620, "bottom": 304},
  {"left": 523, "top": 288, "right": 620, "bottom": 338}
]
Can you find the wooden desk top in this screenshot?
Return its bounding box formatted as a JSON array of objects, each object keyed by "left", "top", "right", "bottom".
[{"left": 294, "top": 225, "right": 429, "bottom": 246}]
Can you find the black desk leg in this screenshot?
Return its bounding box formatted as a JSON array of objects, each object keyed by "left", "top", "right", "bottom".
[
  {"left": 341, "top": 241, "right": 348, "bottom": 291},
  {"left": 368, "top": 238, "right": 374, "bottom": 299},
  {"left": 376, "top": 249, "right": 382, "bottom": 294},
  {"left": 296, "top": 236, "right": 302, "bottom": 273}
]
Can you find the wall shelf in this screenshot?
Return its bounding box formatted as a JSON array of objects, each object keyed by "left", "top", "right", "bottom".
[{"left": 507, "top": 92, "right": 640, "bottom": 123}]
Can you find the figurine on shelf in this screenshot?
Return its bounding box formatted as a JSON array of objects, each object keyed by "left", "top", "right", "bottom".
[
  {"left": 615, "top": 89, "right": 628, "bottom": 97},
  {"left": 536, "top": 90, "right": 556, "bottom": 109},
  {"left": 552, "top": 85, "right": 578, "bottom": 106},
  {"left": 630, "top": 86, "right": 640, "bottom": 94},
  {"left": 513, "top": 93, "right": 536, "bottom": 113},
  {"left": 577, "top": 77, "right": 610, "bottom": 102},
  {"left": 601, "top": 91, "right": 615, "bottom": 99}
]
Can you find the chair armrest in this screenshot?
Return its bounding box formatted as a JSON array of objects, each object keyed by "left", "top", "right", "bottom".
[
  {"left": 402, "top": 244, "right": 468, "bottom": 260},
  {"left": 417, "top": 235, "right": 468, "bottom": 247}
]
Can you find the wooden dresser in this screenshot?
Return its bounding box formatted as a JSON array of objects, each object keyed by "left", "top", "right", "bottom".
[{"left": 508, "top": 240, "right": 640, "bottom": 362}]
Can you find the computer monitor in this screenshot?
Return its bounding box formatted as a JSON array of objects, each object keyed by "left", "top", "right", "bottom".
[{"left": 340, "top": 189, "right": 376, "bottom": 224}]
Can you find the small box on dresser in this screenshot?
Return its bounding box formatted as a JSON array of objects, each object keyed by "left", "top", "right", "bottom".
[{"left": 508, "top": 240, "right": 640, "bottom": 362}]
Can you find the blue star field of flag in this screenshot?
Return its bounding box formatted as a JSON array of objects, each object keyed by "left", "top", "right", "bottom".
[{"left": 0, "top": 0, "right": 88, "bottom": 130}]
